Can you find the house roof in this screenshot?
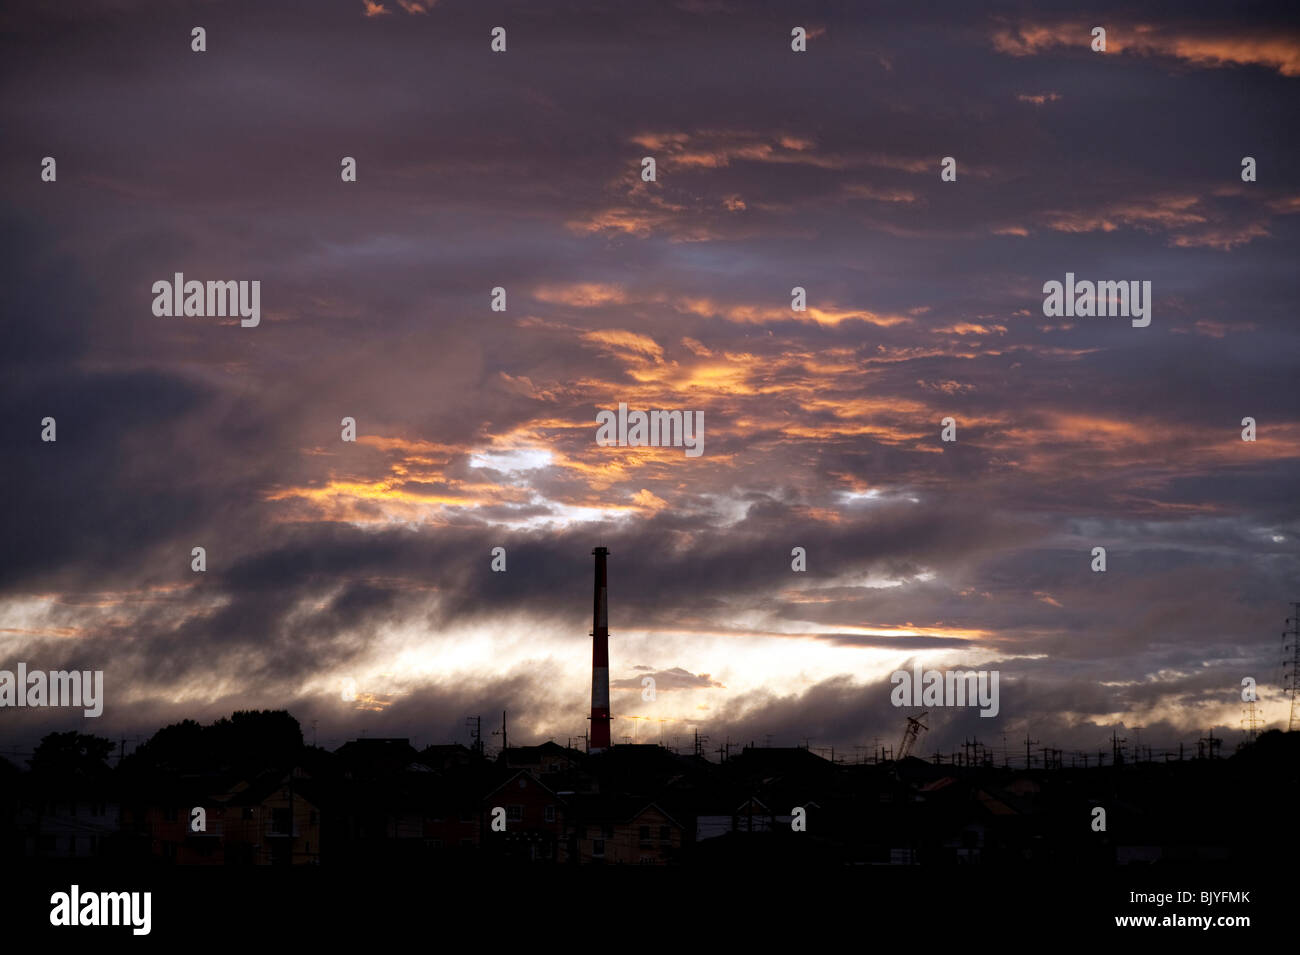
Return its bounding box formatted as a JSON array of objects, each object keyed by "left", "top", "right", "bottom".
[
  {"left": 563, "top": 793, "right": 683, "bottom": 828},
  {"left": 482, "top": 768, "right": 562, "bottom": 802}
]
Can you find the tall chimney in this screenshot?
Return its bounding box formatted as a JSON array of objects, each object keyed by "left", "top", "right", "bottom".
[{"left": 589, "top": 546, "right": 611, "bottom": 752}]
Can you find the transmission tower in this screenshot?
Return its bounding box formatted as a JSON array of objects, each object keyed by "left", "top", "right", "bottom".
[
  {"left": 1285, "top": 602, "right": 1300, "bottom": 732},
  {"left": 1242, "top": 700, "right": 1263, "bottom": 742}
]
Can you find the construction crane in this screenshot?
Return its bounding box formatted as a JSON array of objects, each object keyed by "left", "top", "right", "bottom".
[{"left": 898, "top": 712, "right": 929, "bottom": 760}]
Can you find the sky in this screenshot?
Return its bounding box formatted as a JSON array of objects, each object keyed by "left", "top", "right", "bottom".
[{"left": 1, "top": 0, "right": 1297, "bottom": 762}]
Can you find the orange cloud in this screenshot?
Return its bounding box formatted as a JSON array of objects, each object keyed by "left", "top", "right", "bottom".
[
  {"left": 932, "top": 323, "right": 1007, "bottom": 336},
  {"left": 1169, "top": 223, "right": 1271, "bottom": 251},
  {"left": 992, "top": 20, "right": 1300, "bottom": 76},
  {"left": 533, "top": 282, "right": 630, "bottom": 307},
  {"left": 631, "top": 130, "right": 847, "bottom": 171},
  {"left": 675, "top": 296, "right": 911, "bottom": 328},
  {"left": 581, "top": 329, "right": 665, "bottom": 362},
  {"left": 842, "top": 183, "right": 918, "bottom": 203}
]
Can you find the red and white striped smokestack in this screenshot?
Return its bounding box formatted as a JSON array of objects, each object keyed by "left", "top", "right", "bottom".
[{"left": 589, "top": 546, "right": 611, "bottom": 752}]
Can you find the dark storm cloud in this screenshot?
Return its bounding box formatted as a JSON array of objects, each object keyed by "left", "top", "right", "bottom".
[
  {"left": 612, "top": 667, "right": 724, "bottom": 691},
  {"left": 1, "top": 0, "right": 1296, "bottom": 753}
]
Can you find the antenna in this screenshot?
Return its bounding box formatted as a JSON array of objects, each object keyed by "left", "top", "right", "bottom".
[{"left": 693, "top": 728, "right": 709, "bottom": 758}]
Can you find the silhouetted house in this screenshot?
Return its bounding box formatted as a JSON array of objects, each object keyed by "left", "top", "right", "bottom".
[
  {"left": 221, "top": 771, "right": 322, "bottom": 865},
  {"left": 422, "top": 777, "right": 483, "bottom": 855},
  {"left": 0, "top": 757, "right": 18, "bottom": 857},
  {"left": 14, "top": 775, "right": 120, "bottom": 861},
  {"left": 481, "top": 770, "right": 565, "bottom": 863},
  {"left": 500, "top": 742, "right": 585, "bottom": 776},
  {"left": 419, "top": 743, "right": 478, "bottom": 772},
  {"left": 566, "top": 794, "right": 684, "bottom": 864},
  {"left": 588, "top": 743, "right": 702, "bottom": 796},
  {"left": 334, "top": 738, "right": 422, "bottom": 777},
  {"left": 696, "top": 795, "right": 780, "bottom": 841},
  {"left": 119, "top": 775, "right": 229, "bottom": 864},
  {"left": 725, "top": 746, "right": 838, "bottom": 783}
]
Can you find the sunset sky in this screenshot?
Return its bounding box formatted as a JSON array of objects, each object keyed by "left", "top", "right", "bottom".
[{"left": 1, "top": 0, "right": 1297, "bottom": 760}]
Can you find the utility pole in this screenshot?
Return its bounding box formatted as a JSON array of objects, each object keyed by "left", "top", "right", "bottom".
[
  {"left": 693, "top": 728, "right": 709, "bottom": 758},
  {"left": 491, "top": 710, "right": 507, "bottom": 756},
  {"left": 1023, "top": 732, "right": 1039, "bottom": 769},
  {"left": 466, "top": 716, "right": 482, "bottom": 757},
  {"left": 1199, "top": 729, "right": 1221, "bottom": 760},
  {"left": 1111, "top": 728, "right": 1127, "bottom": 767}
]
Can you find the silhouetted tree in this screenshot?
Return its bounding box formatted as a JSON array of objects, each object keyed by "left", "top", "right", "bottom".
[
  {"left": 123, "top": 710, "right": 304, "bottom": 777},
  {"left": 28, "top": 731, "right": 114, "bottom": 777}
]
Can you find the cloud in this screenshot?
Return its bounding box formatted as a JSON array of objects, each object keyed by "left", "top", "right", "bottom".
[
  {"left": 0, "top": 0, "right": 1295, "bottom": 756},
  {"left": 1016, "top": 92, "right": 1062, "bottom": 105},
  {"left": 991, "top": 19, "right": 1300, "bottom": 76},
  {"left": 612, "top": 667, "right": 725, "bottom": 691}
]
